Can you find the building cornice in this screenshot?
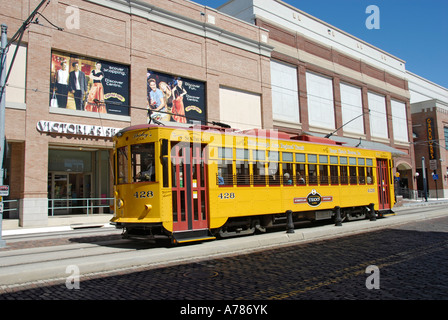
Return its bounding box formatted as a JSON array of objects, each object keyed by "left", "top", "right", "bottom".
[
  {"left": 274, "top": 0, "right": 405, "bottom": 64},
  {"left": 85, "top": 0, "right": 274, "bottom": 57}
]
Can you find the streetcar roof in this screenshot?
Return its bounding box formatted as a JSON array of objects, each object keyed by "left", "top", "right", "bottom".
[{"left": 116, "top": 123, "right": 402, "bottom": 156}]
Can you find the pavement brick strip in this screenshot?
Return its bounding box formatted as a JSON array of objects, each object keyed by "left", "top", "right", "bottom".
[{"left": 0, "top": 203, "right": 446, "bottom": 292}]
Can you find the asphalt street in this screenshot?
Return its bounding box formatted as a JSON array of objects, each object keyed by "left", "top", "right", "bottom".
[{"left": 0, "top": 203, "right": 447, "bottom": 305}]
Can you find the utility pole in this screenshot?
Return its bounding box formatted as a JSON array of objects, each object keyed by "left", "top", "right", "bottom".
[
  {"left": 422, "top": 157, "right": 428, "bottom": 202},
  {"left": 0, "top": 24, "right": 7, "bottom": 248}
]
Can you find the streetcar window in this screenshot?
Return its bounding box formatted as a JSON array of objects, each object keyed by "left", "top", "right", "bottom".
[
  {"left": 358, "top": 166, "right": 366, "bottom": 184},
  {"left": 319, "top": 155, "right": 328, "bottom": 163},
  {"left": 236, "top": 148, "right": 249, "bottom": 160},
  {"left": 366, "top": 167, "right": 374, "bottom": 184},
  {"left": 218, "top": 147, "right": 233, "bottom": 160},
  {"left": 296, "top": 153, "right": 305, "bottom": 163},
  {"left": 268, "top": 151, "right": 279, "bottom": 161},
  {"left": 282, "top": 163, "right": 294, "bottom": 186},
  {"left": 282, "top": 152, "right": 294, "bottom": 186},
  {"left": 282, "top": 152, "right": 293, "bottom": 162},
  {"left": 349, "top": 166, "right": 357, "bottom": 184},
  {"left": 132, "top": 143, "right": 155, "bottom": 182},
  {"left": 253, "top": 162, "right": 266, "bottom": 186},
  {"left": 319, "top": 164, "right": 329, "bottom": 185},
  {"left": 236, "top": 161, "right": 250, "bottom": 186},
  {"left": 347, "top": 157, "right": 360, "bottom": 184},
  {"left": 308, "top": 164, "right": 318, "bottom": 185},
  {"left": 318, "top": 155, "right": 328, "bottom": 185},
  {"left": 296, "top": 163, "right": 306, "bottom": 185},
  {"left": 329, "top": 156, "right": 339, "bottom": 184},
  {"left": 340, "top": 157, "right": 348, "bottom": 185},
  {"left": 217, "top": 147, "right": 233, "bottom": 185},
  {"left": 253, "top": 149, "right": 265, "bottom": 161},
  {"left": 268, "top": 151, "right": 280, "bottom": 186},
  {"left": 330, "top": 165, "right": 339, "bottom": 185},
  {"left": 366, "top": 158, "right": 373, "bottom": 166},
  {"left": 269, "top": 172, "right": 281, "bottom": 186},
  {"left": 218, "top": 163, "right": 233, "bottom": 185},
  {"left": 117, "top": 146, "right": 128, "bottom": 185},
  {"left": 308, "top": 154, "right": 317, "bottom": 163},
  {"left": 340, "top": 165, "right": 348, "bottom": 184},
  {"left": 252, "top": 150, "right": 266, "bottom": 186},
  {"left": 268, "top": 164, "right": 280, "bottom": 186},
  {"left": 358, "top": 158, "right": 365, "bottom": 166}
]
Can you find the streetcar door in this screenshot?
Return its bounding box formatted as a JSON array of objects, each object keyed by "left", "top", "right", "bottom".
[
  {"left": 171, "top": 143, "right": 212, "bottom": 242},
  {"left": 376, "top": 159, "right": 391, "bottom": 210}
]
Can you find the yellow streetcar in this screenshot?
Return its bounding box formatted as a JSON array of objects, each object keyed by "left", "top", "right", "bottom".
[{"left": 111, "top": 124, "right": 394, "bottom": 243}]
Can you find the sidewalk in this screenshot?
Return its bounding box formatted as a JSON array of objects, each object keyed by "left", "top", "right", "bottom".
[
  {"left": 1, "top": 214, "right": 113, "bottom": 236},
  {"left": 394, "top": 197, "right": 448, "bottom": 210}
]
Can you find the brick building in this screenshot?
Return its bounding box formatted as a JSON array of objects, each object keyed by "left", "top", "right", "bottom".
[
  {"left": 1, "top": 0, "right": 420, "bottom": 228},
  {"left": 220, "top": 0, "right": 415, "bottom": 194},
  {"left": 408, "top": 72, "right": 448, "bottom": 198},
  {"left": 1, "top": 0, "right": 272, "bottom": 227}
]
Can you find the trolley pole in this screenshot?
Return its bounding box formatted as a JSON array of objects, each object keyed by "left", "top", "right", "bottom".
[{"left": 0, "top": 24, "right": 8, "bottom": 248}]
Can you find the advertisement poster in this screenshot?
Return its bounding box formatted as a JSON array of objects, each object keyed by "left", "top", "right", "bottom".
[
  {"left": 147, "top": 70, "right": 206, "bottom": 125},
  {"left": 50, "top": 51, "right": 130, "bottom": 116}
]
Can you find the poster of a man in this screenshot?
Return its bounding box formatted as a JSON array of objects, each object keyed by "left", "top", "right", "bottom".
[{"left": 68, "top": 61, "right": 88, "bottom": 111}]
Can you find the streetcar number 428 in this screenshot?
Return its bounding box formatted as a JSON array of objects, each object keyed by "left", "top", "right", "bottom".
[
  {"left": 134, "top": 191, "right": 154, "bottom": 198},
  {"left": 218, "top": 192, "right": 235, "bottom": 199}
]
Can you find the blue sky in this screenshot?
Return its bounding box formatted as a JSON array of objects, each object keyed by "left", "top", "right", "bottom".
[{"left": 194, "top": 0, "right": 448, "bottom": 88}]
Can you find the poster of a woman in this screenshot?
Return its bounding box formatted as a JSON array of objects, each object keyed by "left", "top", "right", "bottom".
[
  {"left": 171, "top": 77, "right": 187, "bottom": 123},
  {"left": 85, "top": 62, "right": 107, "bottom": 113},
  {"left": 146, "top": 70, "right": 206, "bottom": 125}
]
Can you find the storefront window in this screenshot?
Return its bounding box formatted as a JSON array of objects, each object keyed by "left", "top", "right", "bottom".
[
  {"left": 48, "top": 148, "right": 111, "bottom": 215},
  {"left": 49, "top": 149, "right": 92, "bottom": 172}
]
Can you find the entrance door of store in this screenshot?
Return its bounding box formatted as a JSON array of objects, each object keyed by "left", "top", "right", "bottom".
[{"left": 49, "top": 172, "right": 92, "bottom": 215}]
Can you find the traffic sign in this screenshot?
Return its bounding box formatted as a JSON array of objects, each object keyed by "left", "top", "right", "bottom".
[
  {"left": 429, "top": 159, "right": 437, "bottom": 170},
  {"left": 432, "top": 174, "right": 439, "bottom": 180},
  {"left": 0, "top": 185, "right": 8, "bottom": 196}
]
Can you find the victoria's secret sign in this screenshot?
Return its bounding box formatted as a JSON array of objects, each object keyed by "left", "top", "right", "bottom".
[{"left": 37, "top": 120, "right": 122, "bottom": 138}]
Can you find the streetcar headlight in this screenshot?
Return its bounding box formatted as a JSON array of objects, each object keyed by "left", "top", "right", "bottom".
[{"left": 117, "top": 199, "right": 124, "bottom": 209}]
